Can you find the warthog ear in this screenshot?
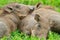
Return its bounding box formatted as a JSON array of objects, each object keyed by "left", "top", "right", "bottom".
[
  {"left": 36, "top": 3, "right": 42, "bottom": 8},
  {"left": 34, "top": 14, "right": 40, "bottom": 22}
]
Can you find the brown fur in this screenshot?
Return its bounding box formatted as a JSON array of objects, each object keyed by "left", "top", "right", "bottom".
[
  {"left": 19, "top": 11, "right": 51, "bottom": 40},
  {"left": 31, "top": 8, "right": 60, "bottom": 39},
  {"left": 19, "top": 6, "right": 60, "bottom": 40},
  {"left": 3, "top": 3, "right": 34, "bottom": 19},
  {"left": 0, "top": 13, "right": 20, "bottom": 38},
  {"left": 0, "top": 3, "right": 34, "bottom": 38}
]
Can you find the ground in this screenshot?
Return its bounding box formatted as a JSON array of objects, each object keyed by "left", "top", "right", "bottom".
[{"left": 0, "top": 0, "right": 60, "bottom": 40}]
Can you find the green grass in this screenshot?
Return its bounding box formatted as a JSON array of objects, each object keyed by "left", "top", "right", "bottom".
[
  {"left": 1, "top": 30, "right": 60, "bottom": 40},
  {"left": 0, "top": 0, "right": 60, "bottom": 40}
]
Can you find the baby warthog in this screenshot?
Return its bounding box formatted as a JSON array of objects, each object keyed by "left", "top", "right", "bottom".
[
  {"left": 35, "top": 3, "right": 60, "bottom": 33},
  {"left": 0, "top": 12, "right": 20, "bottom": 38},
  {"left": 19, "top": 11, "right": 51, "bottom": 40},
  {"left": 0, "top": 3, "right": 34, "bottom": 38},
  {"left": 3, "top": 3, "right": 34, "bottom": 19},
  {"left": 19, "top": 3, "right": 60, "bottom": 40}
]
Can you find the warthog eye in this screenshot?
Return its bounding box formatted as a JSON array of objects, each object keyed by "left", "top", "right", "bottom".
[
  {"left": 15, "top": 5, "right": 20, "bottom": 8},
  {"left": 7, "top": 7, "right": 13, "bottom": 10},
  {"left": 38, "top": 24, "right": 41, "bottom": 28}
]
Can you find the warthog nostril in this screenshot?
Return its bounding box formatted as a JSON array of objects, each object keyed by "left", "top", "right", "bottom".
[{"left": 15, "top": 5, "right": 20, "bottom": 8}]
